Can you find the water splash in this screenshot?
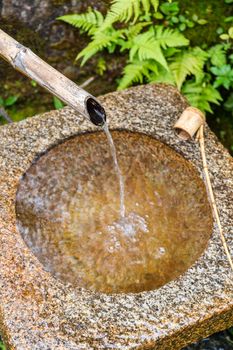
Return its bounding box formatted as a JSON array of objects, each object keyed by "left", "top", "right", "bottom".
[
  {"left": 107, "top": 212, "right": 149, "bottom": 239},
  {"left": 103, "top": 122, "right": 125, "bottom": 218}
]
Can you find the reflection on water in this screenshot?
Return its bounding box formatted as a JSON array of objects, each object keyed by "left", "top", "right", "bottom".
[{"left": 16, "top": 131, "right": 213, "bottom": 293}]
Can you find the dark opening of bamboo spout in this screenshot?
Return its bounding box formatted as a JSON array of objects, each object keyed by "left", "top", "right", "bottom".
[{"left": 86, "top": 98, "right": 106, "bottom": 126}]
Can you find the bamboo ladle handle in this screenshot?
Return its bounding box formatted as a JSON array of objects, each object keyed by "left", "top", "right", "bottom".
[{"left": 0, "top": 29, "right": 106, "bottom": 125}]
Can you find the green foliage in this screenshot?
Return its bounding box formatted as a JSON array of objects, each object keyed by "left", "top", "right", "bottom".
[
  {"left": 77, "top": 28, "right": 125, "bottom": 65},
  {"left": 182, "top": 80, "right": 222, "bottom": 113},
  {"left": 219, "top": 26, "right": 233, "bottom": 40},
  {"left": 210, "top": 64, "right": 233, "bottom": 89},
  {"left": 0, "top": 95, "right": 18, "bottom": 107},
  {"left": 169, "top": 47, "right": 207, "bottom": 89},
  {"left": 96, "top": 57, "right": 107, "bottom": 75},
  {"left": 118, "top": 59, "right": 158, "bottom": 89},
  {"left": 101, "top": 0, "right": 159, "bottom": 28},
  {"left": 58, "top": 10, "right": 104, "bottom": 35},
  {"left": 128, "top": 27, "right": 189, "bottom": 69},
  {"left": 224, "top": 93, "right": 233, "bottom": 111},
  {"left": 58, "top": 0, "right": 233, "bottom": 114},
  {"left": 53, "top": 96, "right": 64, "bottom": 110},
  {"left": 160, "top": 1, "right": 179, "bottom": 16},
  {"left": 0, "top": 338, "right": 6, "bottom": 350},
  {"left": 208, "top": 44, "right": 229, "bottom": 67}
]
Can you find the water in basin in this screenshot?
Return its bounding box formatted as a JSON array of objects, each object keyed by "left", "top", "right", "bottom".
[{"left": 16, "top": 131, "right": 213, "bottom": 293}]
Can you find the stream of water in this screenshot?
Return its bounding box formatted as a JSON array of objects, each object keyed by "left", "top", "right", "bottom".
[{"left": 103, "top": 122, "right": 126, "bottom": 218}]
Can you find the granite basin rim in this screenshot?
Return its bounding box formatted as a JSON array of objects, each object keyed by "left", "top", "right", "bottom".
[{"left": 0, "top": 84, "right": 232, "bottom": 350}]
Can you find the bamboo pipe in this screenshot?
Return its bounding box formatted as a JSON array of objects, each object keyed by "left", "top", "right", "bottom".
[{"left": 0, "top": 29, "right": 106, "bottom": 126}]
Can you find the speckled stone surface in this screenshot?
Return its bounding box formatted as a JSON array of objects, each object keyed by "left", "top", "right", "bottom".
[{"left": 0, "top": 84, "right": 232, "bottom": 350}]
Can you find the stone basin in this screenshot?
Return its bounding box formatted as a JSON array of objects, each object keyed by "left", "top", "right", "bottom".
[{"left": 0, "top": 84, "right": 232, "bottom": 349}]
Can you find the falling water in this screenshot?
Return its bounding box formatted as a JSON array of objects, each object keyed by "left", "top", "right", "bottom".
[{"left": 103, "top": 122, "right": 125, "bottom": 218}]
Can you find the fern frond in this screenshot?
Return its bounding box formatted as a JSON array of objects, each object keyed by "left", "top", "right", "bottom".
[
  {"left": 118, "top": 59, "right": 158, "bottom": 89},
  {"left": 58, "top": 10, "right": 104, "bottom": 35},
  {"left": 182, "top": 80, "right": 222, "bottom": 113},
  {"left": 102, "top": 0, "right": 159, "bottom": 29},
  {"left": 141, "top": 0, "right": 150, "bottom": 14},
  {"left": 170, "top": 47, "right": 208, "bottom": 90},
  {"left": 126, "top": 22, "right": 152, "bottom": 39},
  {"left": 77, "top": 29, "right": 124, "bottom": 65},
  {"left": 130, "top": 31, "right": 167, "bottom": 69},
  {"left": 155, "top": 26, "right": 189, "bottom": 49},
  {"left": 208, "top": 43, "right": 230, "bottom": 67},
  {"left": 130, "top": 27, "right": 188, "bottom": 70},
  {"left": 148, "top": 66, "right": 175, "bottom": 85},
  {"left": 151, "top": 0, "right": 159, "bottom": 11}
]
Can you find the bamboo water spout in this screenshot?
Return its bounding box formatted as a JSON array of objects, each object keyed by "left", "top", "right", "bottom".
[{"left": 0, "top": 29, "right": 106, "bottom": 126}]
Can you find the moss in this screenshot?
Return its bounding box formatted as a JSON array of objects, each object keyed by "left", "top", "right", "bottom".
[
  {"left": 180, "top": 0, "right": 232, "bottom": 46},
  {"left": 51, "top": 0, "right": 69, "bottom": 6}
]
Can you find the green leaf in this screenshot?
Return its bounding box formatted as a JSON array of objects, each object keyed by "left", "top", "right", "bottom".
[
  {"left": 224, "top": 16, "right": 233, "bottom": 23},
  {"left": 154, "top": 12, "right": 164, "bottom": 19},
  {"left": 125, "top": 21, "right": 152, "bottom": 39},
  {"left": 58, "top": 10, "right": 104, "bottom": 35},
  {"left": 229, "top": 53, "right": 233, "bottom": 63},
  {"left": 53, "top": 96, "right": 64, "bottom": 110},
  {"left": 197, "top": 19, "right": 208, "bottom": 25},
  {"left": 182, "top": 80, "right": 222, "bottom": 113},
  {"left": 130, "top": 30, "right": 168, "bottom": 69},
  {"left": 96, "top": 57, "right": 107, "bottom": 75},
  {"left": 129, "top": 26, "right": 188, "bottom": 70},
  {"left": 171, "top": 16, "right": 179, "bottom": 24},
  {"left": 224, "top": 93, "right": 233, "bottom": 111},
  {"left": 187, "top": 20, "right": 194, "bottom": 28},
  {"left": 149, "top": 0, "right": 159, "bottom": 12},
  {"left": 160, "top": 2, "right": 179, "bottom": 15},
  {"left": 220, "top": 33, "right": 229, "bottom": 40},
  {"left": 30, "top": 80, "right": 37, "bottom": 87},
  {"left": 102, "top": 0, "right": 159, "bottom": 28},
  {"left": 0, "top": 96, "right": 4, "bottom": 106},
  {"left": 192, "top": 14, "right": 198, "bottom": 22},
  {"left": 179, "top": 23, "right": 186, "bottom": 31},
  {"left": 5, "top": 95, "right": 18, "bottom": 107},
  {"left": 208, "top": 44, "right": 228, "bottom": 67},
  {"left": 210, "top": 64, "right": 233, "bottom": 89},
  {"left": 155, "top": 26, "right": 189, "bottom": 48},
  {"left": 216, "top": 27, "right": 224, "bottom": 34},
  {"left": 149, "top": 65, "right": 175, "bottom": 85},
  {"left": 77, "top": 28, "right": 124, "bottom": 65},
  {"left": 179, "top": 15, "right": 186, "bottom": 23},
  {"left": 118, "top": 59, "right": 157, "bottom": 89},
  {"left": 169, "top": 47, "right": 208, "bottom": 90},
  {"left": 228, "top": 27, "right": 233, "bottom": 38},
  {"left": 0, "top": 338, "right": 6, "bottom": 350}
]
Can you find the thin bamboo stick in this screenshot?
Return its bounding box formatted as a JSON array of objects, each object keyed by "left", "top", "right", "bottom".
[
  {"left": 174, "top": 108, "right": 233, "bottom": 271},
  {"left": 197, "top": 125, "right": 233, "bottom": 271}
]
